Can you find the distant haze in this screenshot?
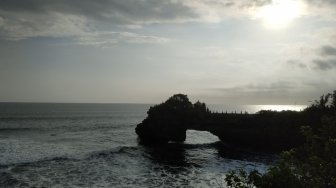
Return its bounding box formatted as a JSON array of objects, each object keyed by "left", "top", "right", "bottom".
[{"left": 0, "top": 0, "right": 335, "bottom": 104}]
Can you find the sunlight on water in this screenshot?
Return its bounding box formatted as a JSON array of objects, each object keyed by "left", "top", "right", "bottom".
[
  {"left": 254, "top": 105, "right": 307, "bottom": 112},
  {"left": 209, "top": 104, "right": 307, "bottom": 114}
]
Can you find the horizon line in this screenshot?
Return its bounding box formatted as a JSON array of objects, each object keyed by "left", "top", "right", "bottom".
[{"left": 0, "top": 101, "right": 308, "bottom": 106}]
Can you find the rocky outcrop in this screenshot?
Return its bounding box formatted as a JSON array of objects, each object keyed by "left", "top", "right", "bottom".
[
  {"left": 135, "top": 94, "right": 309, "bottom": 150},
  {"left": 135, "top": 94, "right": 209, "bottom": 144}
]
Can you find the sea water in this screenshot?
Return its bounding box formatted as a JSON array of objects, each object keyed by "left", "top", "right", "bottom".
[{"left": 0, "top": 103, "right": 293, "bottom": 187}]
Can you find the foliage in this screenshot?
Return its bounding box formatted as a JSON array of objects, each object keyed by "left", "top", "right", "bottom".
[
  {"left": 226, "top": 159, "right": 303, "bottom": 188},
  {"left": 225, "top": 91, "right": 336, "bottom": 188},
  {"left": 225, "top": 116, "right": 336, "bottom": 188},
  {"left": 294, "top": 116, "right": 336, "bottom": 188},
  {"left": 304, "top": 91, "right": 336, "bottom": 121},
  {"left": 225, "top": 169, "right": 262, "bottom": 188},
  {"left": 332, "top": 90, "right": 336, "bottom": 110}
]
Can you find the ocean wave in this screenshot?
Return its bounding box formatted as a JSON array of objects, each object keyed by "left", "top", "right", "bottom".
[
  {"left": 87, "top": 146, "right": 140, "bottom": 159},
  {"left": 0, "top": 145, "right": 141, "bottom": 167},
  {"left": 0, "top": 128, "right": 32, "bottom": 131},
  {"left": 0, "top": 144, "right": 274, "bottom": 188},
  {"left": 0, "top": 143, "right": 209, "bottom": 167}
]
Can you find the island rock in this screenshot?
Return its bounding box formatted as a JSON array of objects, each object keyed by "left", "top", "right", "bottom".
[{"left": 135, "top": 94, "right": 209, "bottom": 143}]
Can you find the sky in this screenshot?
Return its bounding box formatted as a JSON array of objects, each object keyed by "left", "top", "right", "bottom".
[{"left": 0, "top": 0, "right": 336, "bottom": 105}]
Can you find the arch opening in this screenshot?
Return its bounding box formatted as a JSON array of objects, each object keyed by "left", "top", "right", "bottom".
[{"left": 185, "top": 130, "right": 219, "bottom": 144}]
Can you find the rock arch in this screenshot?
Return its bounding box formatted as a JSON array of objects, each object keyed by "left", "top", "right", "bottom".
[
  {"left": 135, "top": 94, "right": 305, "bottom": 151},
  {"left": 135, "top": 94, "right": 212, "bottom": 144}
]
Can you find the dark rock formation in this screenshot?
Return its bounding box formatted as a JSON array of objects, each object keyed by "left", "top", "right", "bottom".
[
  {"left": 135, "top": 94, "right": 304, "bottom": 149},
  {"left": 136, "top": 92, "right": 336, "bottom": 151},
  {"left": 135, "top": 94, "right": 209, "bottom": 144}
]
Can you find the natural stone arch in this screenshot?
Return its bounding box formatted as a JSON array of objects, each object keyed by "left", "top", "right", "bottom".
[
  {"left": 135, "top": 94, "right": 306, "bottom": 151},
  {"left": 135, "top": 94, "right": 212, "bottom": 144}
]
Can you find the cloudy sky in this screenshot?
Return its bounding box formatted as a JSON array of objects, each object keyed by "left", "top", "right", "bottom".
[{"left": 0, "top": 0, "right": 336, "bottom": 104}]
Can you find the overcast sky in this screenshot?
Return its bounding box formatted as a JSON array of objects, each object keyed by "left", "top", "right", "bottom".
[{"left": 0, "top": 0, "right": 336, "bottom": 104}]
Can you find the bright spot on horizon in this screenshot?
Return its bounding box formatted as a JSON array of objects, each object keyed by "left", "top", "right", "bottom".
[
  {"left": 257, "top": 105, "right": 307, "bottom": 112},
  {"left": 254, "top": 0, "right": 306, "bottom": 29}
]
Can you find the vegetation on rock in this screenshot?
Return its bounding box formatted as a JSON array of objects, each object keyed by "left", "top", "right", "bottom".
[{"left": 135, "top": 94, "right": 209, "bottom": 144}]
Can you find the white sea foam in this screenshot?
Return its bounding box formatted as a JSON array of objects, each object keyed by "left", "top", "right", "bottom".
[{"left": 0, "top": 103, "right": 275, "bottom": 187}]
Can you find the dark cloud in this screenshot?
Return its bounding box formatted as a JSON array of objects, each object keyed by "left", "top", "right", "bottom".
[
  {"left": 313, "top": 59, "right": 336, "bottom": 70},
  {"left": 320, "top": 45, "right": 336, "bottom": 56},
  {"left": 287, "top": 60, "right": 307, "bottom": 68},
  {"left": 215, "top": 81, "right": 297, "bottom": 94},
  {"left": 310, "top": 44, "right": 336, "bottom": 70},
  {"left": 0, "top": 0, "right": 197, "bottom": 43},
  {"left": 210, "top": 81, "right": 309, "bottom": 104},
  {"left": 210, "top": 80, "right": 336, "bottom": 104},
  {"left": 0, "top": 0, "right": 200, "bottom": 40},
  {"left": 247, "top": 81, "right": 297, "bottom": 91},
  {"left": 240, "top": 0, "right": 272, "bottom": 8},
  {"left": 0, "top": 0, "right": 198, "bottom": 24},
  {"left": 302, "top": 80, "right": 331, "bottom": 90},
  {"left": 304, "top": 0, "right": 336, "bottom": 6},
  {"left": 0, "top": 0, "right": 275, "bottom": 25},
  {"left": 0, "top": 0, "right": 276, "bottom": 41}
]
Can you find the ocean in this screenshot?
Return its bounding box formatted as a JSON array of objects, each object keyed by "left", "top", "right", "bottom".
[{"left": 0, "top": 103, "right": 304, "bottom": 187}]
